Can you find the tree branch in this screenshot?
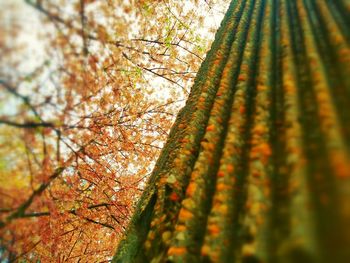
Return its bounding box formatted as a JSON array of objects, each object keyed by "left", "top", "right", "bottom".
[
  {"left": 17, "top": 203, "right": 117, "bottom": 230},
  {"left": 0, "top": 119, "right": 54, "bottom": 128},
  {"left": 0, "top": 167, "right": 65, "bottom": 228}
]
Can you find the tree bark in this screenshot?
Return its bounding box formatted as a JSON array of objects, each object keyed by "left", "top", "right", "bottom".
[{"left": 113, "top": 0, "right": 350, "bottom": 262}]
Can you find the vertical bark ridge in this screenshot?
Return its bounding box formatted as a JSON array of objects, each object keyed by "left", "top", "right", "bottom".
[
  {"left": 325, "top": 0, "right": 350, "bottom": 43},
  {"left": 272, "top": 1, "right": 319, "bottom": 262},
  {"left": 200, "top": 1, "right": 269, "bottom": 260},
  {"left": 299, "top": 0, "right": 350, "bottom": 260},
  {"left": 141, "top": 0, "right": 249, "bottom": 260},
  {"left": 237, "top": 1, "right": 272, "bottom": 262},
  {"left": 285, "top": 1, "right": 334, "bottom": 261},
  {"left": 304, "top": 0, "right": 350, "bottom": 147},
  {"left": 113, "top": 1, "right": 350, "bottom": 262},
  {"left": 166, "top": 0, "right": 260, "bottom": 261}
]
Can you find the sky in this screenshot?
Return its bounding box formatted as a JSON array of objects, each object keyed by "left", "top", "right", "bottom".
[
  {"left": 0, "top": 0, "right": 229, "bottom": 164},
  {"left": 0, "top": 0, "right": 228, "bottom": 77},
  {"left": 0, "top": 0, "right": 46, "bottom": 76}
]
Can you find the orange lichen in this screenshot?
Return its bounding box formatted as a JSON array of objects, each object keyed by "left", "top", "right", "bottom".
[
  {"left": 178, "top": 123, "right": 186, "bottom": 129},
  {"left": 186, "top": 183, "right": 197, "bottom": 196},
  {"left": 207, "top": 224, "right": 221, "bottom": 235},
  {"left": 207, "top": 143, "right": 216, "bottom": 151},
  {"left": 183, "top": 150, "right": 192, "bottom": 156},
  {"left": 213, "top": 58, "right": 221, "bottom": 66},
  {"left": 175, "top": 225, "right": 186, "bottom": 232},
  {"left": 201, "top": 245, "right": 211, "bottom": 256},
  {"left": 217, "top": 204, "right": 228, "bottom": 215},
  {"left": 252, "top": 170, "right": 262, "bottom": 178},
  {"left": 260, "top": 143, "right": 272, "bottom": 157},
  {"left": 217, "top": 171, "right": 225, "bottom": 177},
  {"left": 331, "top": 152, "right": 350, "bottom": 179},
  {"left": 253, "top": 124, "right": 266, "bottom": 135},
  {"left": 168, "top": 246, "right": 187, "bottom": 256},
  {"left": 251, "top": 142, "right": 272, "bottom": 163},
  {"left": 216, "top": 117, "right": 223, "bottom": 124},
  {"left": 217, "top": 183, "right": 230, "bottom": 191},
  {"left": 238, "top": 74, "right": 247, "bottom": 81},
  {"left": 257, "top": 84, "right": 267, "bottom": 91},
  {"left": 179, "top": 138, "right": 190, "bottom": 143},
  {"left": 227, "top": 164, "right": 234, "bottom": 173},
  {"left": 170, "top": 192, "right": 180, "bottom": 201},
  {"left": 178, "top": 208, "right": 194, "bottom": 220},
  {"left": 159, "top": 177, "right": 167, "bottom": 185},
  {"left": 239, "top": 105, "right": 246, "bottom": 114},
  {"left": 206, "top": 124, "right": 216, "bottom": 132}
]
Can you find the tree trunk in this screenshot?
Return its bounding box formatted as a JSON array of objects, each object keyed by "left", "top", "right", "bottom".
[{"left": 113, "top": 0, "right": 350, "bottom": 262}]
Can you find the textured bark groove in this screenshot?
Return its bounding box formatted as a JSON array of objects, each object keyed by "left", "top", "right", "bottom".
[{"left": 113, "top": 1, "right": 350, "bottom": 262}]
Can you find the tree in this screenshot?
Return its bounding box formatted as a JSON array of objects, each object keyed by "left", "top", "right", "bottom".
[
  {"left": 0, "top": 0, "right": 229, "bottom": 261},
  {"left": 113, "top": 0, "right": 350, "bottom": 262}
]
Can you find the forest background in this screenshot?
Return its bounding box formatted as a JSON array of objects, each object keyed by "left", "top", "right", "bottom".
[{"left": 0, "top": 0, "right": 230, "bottom": 261}]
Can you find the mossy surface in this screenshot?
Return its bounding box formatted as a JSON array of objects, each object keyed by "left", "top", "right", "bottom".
[{"left": 113, "top": 1, "right": 350, "bottom": 262}]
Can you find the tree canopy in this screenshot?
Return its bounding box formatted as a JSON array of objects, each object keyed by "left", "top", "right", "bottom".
[{"left": 0, "top": 0, "right": 229, "bottom": 261}]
